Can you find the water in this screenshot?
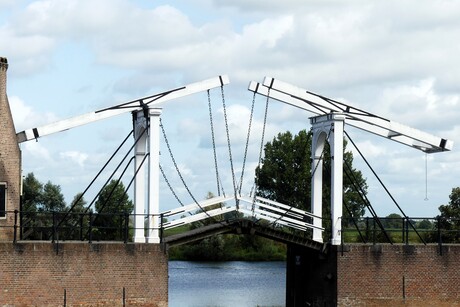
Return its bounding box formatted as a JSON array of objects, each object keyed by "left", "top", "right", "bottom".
[{"left": 169, "top": 261, "right": 286, "bottom": 307}]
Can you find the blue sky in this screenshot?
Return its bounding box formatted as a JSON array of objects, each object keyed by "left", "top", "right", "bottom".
[{"left": 2, "top": 0, "right": 460, "bottom": 217}]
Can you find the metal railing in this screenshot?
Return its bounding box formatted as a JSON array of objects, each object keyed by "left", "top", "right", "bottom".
[
  {"left": 0, "top": 210, "right": 162, "bottom": 244},
  {"left": 4, "top": 210, "right": 460, "bottom": 250},
  {"left": 341, "top": 216, "right": 460, "bottom": 247}
]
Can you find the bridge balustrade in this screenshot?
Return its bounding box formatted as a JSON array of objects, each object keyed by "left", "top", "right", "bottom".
[{"left": 2, "top": 209, "right": 460, "bottom": 248}]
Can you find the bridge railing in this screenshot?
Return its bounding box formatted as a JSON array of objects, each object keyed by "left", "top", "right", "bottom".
[
  {"left": 0, "top": 210, "right": 163, "bottom": 244},
  {"left": 237, "top": 196, "right": 322, "bottom": 232},
  {"left": 4, "top": 209, "right": 460, "bottom": 246},
  {"left": 341, "top": 216, "right": 460, "bottom": 245}
]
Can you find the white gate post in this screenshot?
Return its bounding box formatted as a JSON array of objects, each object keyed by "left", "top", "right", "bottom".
[
  {"left": 330, "top": 114, "right": 345, "bottom": 245},
  {"left": 311, "top": 131, "right": 326, "bottom": 243},
  {"left": 310, "top": 113, "right": 345, "bottom": 245},
  {"left": 133, "top": 110, "right": 148, "bottom": 243},
  {"left": 147, "top": 108, "right": 162, "bottom": 243}
]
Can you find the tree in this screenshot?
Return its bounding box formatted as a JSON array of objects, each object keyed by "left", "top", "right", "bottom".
[
  {"left": 21, "top": 173, "right": 67, "bottom": 240},
  {"left": 437, "top": 187, "right": 460, "bottom": 242},
  {"left": 21, "top": 173, "right": 42, "bottom": 239},
  {"left": 22, "top": 172, "right": 42, "bottom": 213},
  {"left": 93, "top": 180, "right": 133, "bottom": 240},
  {"left": 383, "top": 213, "right": 403, "bottom": 229},
  {"left": 255, "top": 129, "right": 368, "bottom": 241},
  {"left": 62, "top": 192, "right": 91, "bottom": 240},
  {"left": 40, "top": 181, "right": 66, "bottom": 212}
]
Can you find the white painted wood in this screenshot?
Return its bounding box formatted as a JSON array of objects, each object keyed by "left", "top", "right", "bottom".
[
  {"left": 17, "top": 75, "right": 230, "bottom": 143},
  {"left": 249, "top": 77, "right": 453, "bottom": 153},
  {"left": 147, "top": 108, "right": 162, "bottom": 243},
  {"left": 161, "top": 195, "right": 234, "bottom": 217}
]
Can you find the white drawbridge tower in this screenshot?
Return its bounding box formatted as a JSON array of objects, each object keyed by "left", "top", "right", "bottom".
[
  {"left": 249, "top": 77, "right": 453, "bottom": 245},
  {"left": 17, "top": 76, "right": 230, "bottom": 243}
]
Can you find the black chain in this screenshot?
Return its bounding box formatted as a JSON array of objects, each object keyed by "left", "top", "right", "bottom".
[
  {"left": 252, "top": 87, "right": 271, "bottom": 214},
  {"left": 159, "top": 164, "right": 185, "bottom": 207},
  {"left": 220, "top": 85, "right": 239, "bottom": 210},
  {"left": 238, "top": 92, "right": 257, "bottom": 195},
  {"left": 207, "top": 89, "right": 221, "bottom": 196},
  {"left": 160, "top": 118, "right": 223, "bottom": 224}
]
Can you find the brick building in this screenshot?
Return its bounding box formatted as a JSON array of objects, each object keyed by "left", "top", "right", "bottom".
[{"left": 0, "top": 56, "right": 21, "bottom": 241}]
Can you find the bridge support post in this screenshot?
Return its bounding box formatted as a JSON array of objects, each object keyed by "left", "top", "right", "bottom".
[
  {"left": 133, "top": 108, "right": 162, "bottom": 243},
  {"left": 311, "top": 113, "right": 345, "bottom": 245},
  {"left": 311, "top": 131, "right": 325, "bottom": 243},
  {"left": 133, "top": 110, "right": 148, "bottom": 243},
  {"left": 147, "top": 108, "right": 162, "bottom": 243}
]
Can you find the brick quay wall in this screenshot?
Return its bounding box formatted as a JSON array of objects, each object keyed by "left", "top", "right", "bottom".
[
  {"left": 337, "top": 244, "right": 460, "bottom": 306},
  {"left": 0, "top": 242, "right": 168, "bottom": 306}
]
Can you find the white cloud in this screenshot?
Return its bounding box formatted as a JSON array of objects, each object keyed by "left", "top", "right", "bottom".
[
  {"left": 9, "top": 96, "right": 58, "bottom": 131},
  {"left": 60, "top": 151, "right": 88, "bottom": 167},
  {"left": 3, "top": 0, "right": 460, "bottom": 216}
]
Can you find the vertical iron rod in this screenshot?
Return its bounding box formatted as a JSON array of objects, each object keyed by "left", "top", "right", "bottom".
[
  {"left": 88, "top": 212, "right": 93, "bottom": 243},
  {"left": 437, "top": 217, "right": 443, "bottom": 256},
  {"left": 160, "top": 213, "right": 164, "bottom": 243},
  {"left": 124, "top": 211, "right": 129, "bottom": 243},
  {"left": 52, "top": 211, "right": 56, "bottom": 243},
  {"left": 123, "top": 287, "right": 126, "bottom": 307},
  {"left": 402, "top": 276, "right": 406, "bottom": 300}
]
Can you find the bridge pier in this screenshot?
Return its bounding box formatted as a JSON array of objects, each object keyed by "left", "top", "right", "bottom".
[{"left": 286, "top": 243, "right": 337, "bottom": 307}]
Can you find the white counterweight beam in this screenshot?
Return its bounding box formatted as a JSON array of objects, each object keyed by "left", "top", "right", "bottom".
[
  {"left": 17, "top": 75, "right": 230, "bottom": 143},
  {"left": 248, "top": 77, "right": 453, "bottom": 153}
]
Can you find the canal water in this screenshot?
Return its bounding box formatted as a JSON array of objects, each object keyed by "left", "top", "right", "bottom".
[{"left": 169, "top": 261, "right": 286, "bottom": 307}]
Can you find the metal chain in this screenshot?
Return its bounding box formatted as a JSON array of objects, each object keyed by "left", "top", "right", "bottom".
[
  {"left": 160, "top": 118, "right": 200, "bottom": 204},
  {"left": 207, "top": 89, "right": 221, "bottom": 196},
  {"left": 220, "top": 85, "right": 239, "bottom": 210},
  {"left": 238, "top": 92, "right": 257, "bottom": 195},
  {"left": 252, "top": 87, "right": 271, "bottom": 215},
  {"left": 160, "top": 118, "right": 223, "bottom": 224},
  {"left": 159, "top": 164, "right": 185, "bottom": 207}
]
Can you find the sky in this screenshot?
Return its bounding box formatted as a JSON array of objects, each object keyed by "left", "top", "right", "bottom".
[{"left": 1, "top": 0, "right": 460, "bottom": 218}]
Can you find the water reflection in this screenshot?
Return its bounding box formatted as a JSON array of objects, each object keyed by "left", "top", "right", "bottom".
[{"left": 169, "top": 261, "right": 286, "bottom": 307}]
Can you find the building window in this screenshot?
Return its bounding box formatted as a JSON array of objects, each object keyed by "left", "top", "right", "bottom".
[{"left": 0, "top": 183, "right": 6, "bottom": 218}]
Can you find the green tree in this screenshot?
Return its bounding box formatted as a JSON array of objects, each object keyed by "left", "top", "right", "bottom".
[
  {"left": 22, "top": 172, "right": 42, "bottom": 213},
  {"left": 62, "top": 192, "right": 90, "bottom": 240},
  {"left": 21, "top": 173, "right": 42, "bottom": 239},
  {"left": 40, "top": 181, "right": 66, "bottom": 212},
  {"left": 255, "top": 129, "right": 368, "bottom": 241},
  {"left": 437, "top": 187, "right": 460, "bottom": 242},
  {"left": 383, "top": 213, "right": 403, "bottom": 229},
  {"left": 21, "top": 173, "right": 67, "bottom": 240},
  {"left": 93, "top": 180, "right": 133, "bottom": 240}
]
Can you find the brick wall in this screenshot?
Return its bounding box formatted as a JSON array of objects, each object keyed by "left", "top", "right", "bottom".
[
  {"left": 0, "top": 242, "right": 168, "bottom": 306},
  {"left": 337, "top": 244, "right": 460, "bottom": 306},
  {"left": 0, "top": 57, "right": 22, "bottom": 241}
]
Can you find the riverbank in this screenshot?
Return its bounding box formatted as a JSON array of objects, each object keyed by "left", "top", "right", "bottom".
[{"left": 168, "top": 233, "right": 287, "bottom": 261}]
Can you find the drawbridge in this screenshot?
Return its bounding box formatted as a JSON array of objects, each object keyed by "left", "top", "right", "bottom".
[{"left": 15, "top": 75, "right": 452, "bottom": 247}]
